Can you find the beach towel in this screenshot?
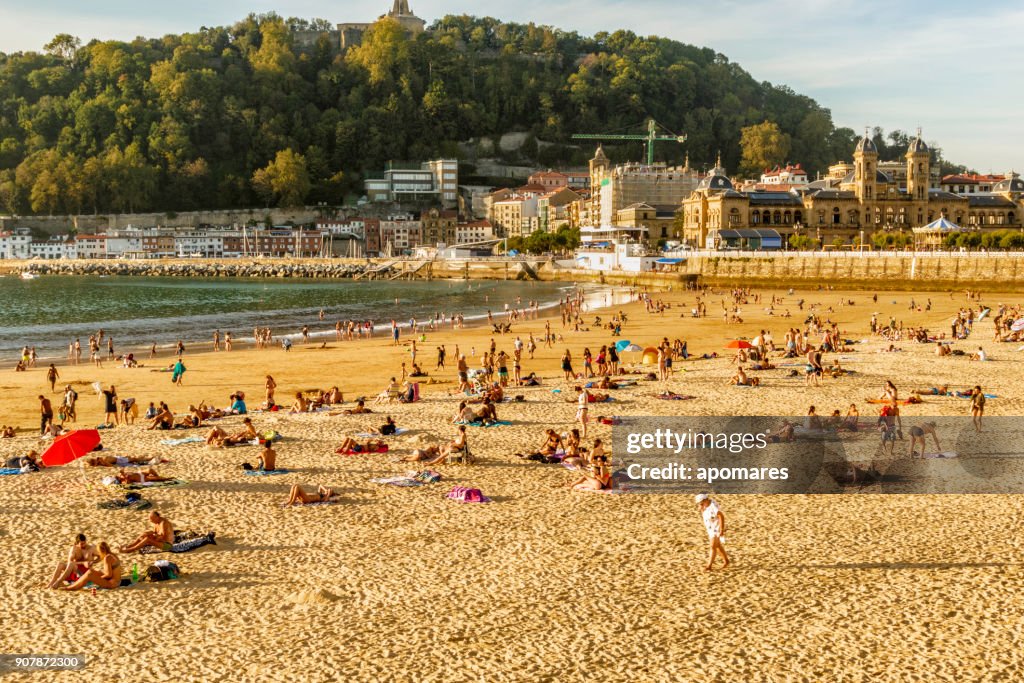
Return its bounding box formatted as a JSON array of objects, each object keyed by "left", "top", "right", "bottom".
[
  {"left": 141, "top": 531, "right": 215, "bottom": 554},
  {"left": 653, "top": 394, "right": 696, "bottom": 400},
  {"left": 280, "top": 499, "right": 339, "bottom": 507},
  {"left": 866, "top": 398, "right": 923, "bottom": 405},
  {"left": 355, "top": 428, "right": 408, "bottom": 438},
  {"left": 955, "top": 393, "right": 997, "bottom": 399},
  {"left": 336, "top": 444, "right": 389, "bottom": 456},
  {"left": 0, "top": 467, "right": 25, "bottom": 475},
  {"left": 599, "top": 417, "right": 622, "bottom": 425},
  {"left": 446, "top": 486, "right": 490, "bottom": 503},
  {"left": 117, "top": 478, "right": 189, "bottom": 490},
  {"left": 160, "top": 436, "right": 204, "bottom": 446},
  {"left": 369, "top": 475, "right": 424, "bottom": 487},
  {"left": 574, "top": 486, "right": 630, "bottom": 494},
  {"left": 97, "top": 498, "right": 153, "bottom": 510},
  {"left": 244, "top": 468, "right": 291, "bottom": 476},
  {"left": 465, "top": 420, "right": 512, "bottom": 428}
]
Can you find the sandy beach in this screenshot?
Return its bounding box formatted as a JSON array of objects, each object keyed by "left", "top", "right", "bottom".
[{"left": 2, "top": 284, "right": 1024, "bottom": 681}]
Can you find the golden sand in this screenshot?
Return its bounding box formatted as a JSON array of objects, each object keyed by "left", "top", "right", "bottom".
[{"left": 2, "top": 285, "right": 1023, "bottom": 682}]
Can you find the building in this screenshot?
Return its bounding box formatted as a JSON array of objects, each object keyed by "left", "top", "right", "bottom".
[
  {"left": 526, "top": 170, "right": 591, "bottom": 191},
  {"left": 75, "top": 235, "right": 108, "bottom": 259},
  {"left": 941, "top": 173, "right": 1005, "bottom": 195},
  {"left": 681, "top": 130, "right": 1023, "bottom": 249},
  {"left": 0, "top": 229, "right": 33, "bottom": 258},
  {"left": 421, "top": 208, "right": 458, "bottom": 246},
  {"left": 537, "top": 188, "right": 581, "bottom": 233},
  {"left": 174, "top": 232, "right": 225, "bottom": 258},
  {"left": 29, "top": 236, "right": 77, "bottom": 259},
  {"left": 489, "top": 191, "right": 540, "bottom": 238},
  {"left": 364, "top": 159, "right": 458, "bottom": 207},
  {"left": 588, "top": 146, "right": 700, "bottom": 227},
  {"left": 574, "top": 226, "right": 658, "bottom": 272},
  {"left": 293, "top": 1, "right": 427, "bottom": 53},
  {"left": 379, "top": 215, "right": 422, "bottom": 253},
  {"left": 615, "top": 203, "right": 680, "bottom": 246},
  {"left": 454, "top": 220, "right": 495, "bottom": 244}
]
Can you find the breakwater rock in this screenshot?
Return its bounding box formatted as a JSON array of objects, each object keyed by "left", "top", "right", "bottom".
[{"left": 23, "top": 260, "right": 384, "bottom": 279}]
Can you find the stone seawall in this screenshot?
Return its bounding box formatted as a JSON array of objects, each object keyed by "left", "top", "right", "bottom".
[{"left": 682, "top": 255, "right": 1024, "bottom": 292}]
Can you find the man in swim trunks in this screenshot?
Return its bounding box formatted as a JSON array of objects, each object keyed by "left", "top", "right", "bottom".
[
  {"left": 47, "top": 533, "right": 98, "bottom": 588},
  {"left": 120, "top": 511, "right": 175, "bottom": 553}
]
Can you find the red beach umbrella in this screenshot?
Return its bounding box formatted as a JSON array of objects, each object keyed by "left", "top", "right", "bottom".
[
  {"left": 41, "top": 429, "right": 101, "bottom": 467},
  {"left": 724, "top": 340, "right": 753, "bottom": 350}
]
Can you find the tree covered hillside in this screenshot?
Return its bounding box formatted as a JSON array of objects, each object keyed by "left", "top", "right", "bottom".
[{"left": 0, "top": 13, "right": 912, "bottom": 214}]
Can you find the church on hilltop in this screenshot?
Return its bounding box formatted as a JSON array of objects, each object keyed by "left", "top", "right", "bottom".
[{"left": 292, "top": 1, "right": 427, "bottom": 53}]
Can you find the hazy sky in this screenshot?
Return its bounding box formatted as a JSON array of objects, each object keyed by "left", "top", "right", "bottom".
[{"left": 1, "top": 0, "right": 1020, "bottom": 171}]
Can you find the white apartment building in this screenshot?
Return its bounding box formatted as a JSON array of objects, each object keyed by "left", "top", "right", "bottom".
[{"left": 0, "top": 230, "right": 33, "bottom": 258}]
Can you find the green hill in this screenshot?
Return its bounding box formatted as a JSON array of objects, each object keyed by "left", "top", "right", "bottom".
[{"left": 0, "top": 13, "right": 939, "bottom": 214}]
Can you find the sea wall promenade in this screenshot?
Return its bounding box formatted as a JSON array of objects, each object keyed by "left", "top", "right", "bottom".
[{"left": 3, "top": 252, "right": 1024, "bottom": 291}]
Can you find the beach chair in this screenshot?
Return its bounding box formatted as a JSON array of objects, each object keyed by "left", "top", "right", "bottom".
[{"left": 446, "top": 439, "right": 474, "bottom": 465}]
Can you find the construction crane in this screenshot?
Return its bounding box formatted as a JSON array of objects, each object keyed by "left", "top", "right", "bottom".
[{"left": 572, "top": 119, "right": 687, "bottom": 165}]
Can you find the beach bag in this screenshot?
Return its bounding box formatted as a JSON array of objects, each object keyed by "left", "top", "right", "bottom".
[
  {"left": 446, "top": 486, "right": 488, "bottom": 503},
  {"left": 146, "top": 561, "right": 179, "bottom": 582}
]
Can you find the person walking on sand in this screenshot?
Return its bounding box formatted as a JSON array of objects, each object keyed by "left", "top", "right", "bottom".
[
  {"left": 971, "top": 385, "right": 986, "bottom": 433},
  {"left": 696, "top": 494, "right": 729, "bottom": 571},
  {"left": 46, "top": 363, "right": 59, "bottom": 392},
  {"left": 171, "top": 359, "right": 186, "bottom": 386}
]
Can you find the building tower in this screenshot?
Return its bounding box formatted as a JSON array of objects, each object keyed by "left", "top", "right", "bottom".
[
  {"left": 589, "top": 145, "right": 609, "bottom": 225},
  {"left": 853, "top": 129, "right": 878, "bottom": 202},
  {"left": 906, "top": 128, "right": 930, "bottom": 203}
]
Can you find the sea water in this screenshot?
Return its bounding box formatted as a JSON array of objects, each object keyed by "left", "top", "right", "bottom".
[{"left": 0, "top": 275, "right": 622, "bottom": 361}]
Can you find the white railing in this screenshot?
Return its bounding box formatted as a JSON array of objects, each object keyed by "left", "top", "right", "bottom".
[{"left": 678, "top": 249, "right": 1024, "bottom": 259}]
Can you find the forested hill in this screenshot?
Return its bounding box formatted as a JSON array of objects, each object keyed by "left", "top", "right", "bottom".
[{"left": 0, "top": 13, "right": 950, "bottom": 215}]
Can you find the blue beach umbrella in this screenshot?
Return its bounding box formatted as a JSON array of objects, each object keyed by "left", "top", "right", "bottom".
[{"left": 614, "top": 340, "right": 632, "bottom": 352}]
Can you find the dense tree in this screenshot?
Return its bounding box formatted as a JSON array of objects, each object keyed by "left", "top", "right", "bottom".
[
  {"left": 251, "top": 149, "right": 311, "bottom": 207},
  {"left": 0, "top": 14, "right": 963, "bottom": 215},
  {"left": 739, "top": 121, "right": 791, "bottom": 176}
]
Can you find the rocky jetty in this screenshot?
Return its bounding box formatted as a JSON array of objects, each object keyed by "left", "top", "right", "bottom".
[{"left": 23, "top": 260, "right": 384, "bottom": 279}]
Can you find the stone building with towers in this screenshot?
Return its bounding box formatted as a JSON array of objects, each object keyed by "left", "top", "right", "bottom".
[
  {"left": 681, "top": 130, "right": 1024, "bottom": 249},
  {"left": 587, "top": 145, "right": 701, "bottom": 228},
  {"left": 293, "top": 1, "right": 428, "bottom": 53}
]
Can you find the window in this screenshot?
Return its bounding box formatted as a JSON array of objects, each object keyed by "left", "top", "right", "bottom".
[{"left": 832, "top": 208, "right": 840, "bottom": 225}]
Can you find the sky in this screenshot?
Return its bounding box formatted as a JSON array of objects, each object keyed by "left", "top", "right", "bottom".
[{"left": 0, "top": 0, "right": 1020, "bottom": 171}]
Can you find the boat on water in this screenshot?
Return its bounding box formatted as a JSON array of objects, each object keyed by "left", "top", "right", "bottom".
[{"left": 19, "top": 272, "right": 39, "bottom": 280}]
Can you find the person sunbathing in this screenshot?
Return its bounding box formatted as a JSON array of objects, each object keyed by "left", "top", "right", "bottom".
[
  {"left": 243, "top": 446, "right": 280, "bottom": 473},
  {"left": 424, "top": 426, "right": 469, "bottom": 465},
  {"left": 517, "top": 429, "right": 562, "bottom": 460},
  {"left": 400, "top": 445, "right": 441, "bottom": 462},
  {"left": 86, "top": 455, "right": 164, "bottom": 467},
  {"left": 337, "top": 437, "right": 386, "bottom": 454},
  {"left": 62, "top": 542, "right": 121, "bottom": 591},
  {"left": 839, "top": 404, "right": 860, "bottom": 431},
  {"left": 341, "top": 399, "right": 372, "bottom": 415},
  {"left": 912, "top": 385, "right": 950, "bottom": 396},
  {"left": 206, "top": 418, "right": 257, "bottom": 447},
  {"left": 116, "top": 467, "right": 172, "bottom": 484},
  {"left": 9, "top": 450, "right": 42, "bottom": 471},
  {"left": 290, "top": 392, "right": 310, "bottom": 414},
  {"left": 322, "top": 387, "right": 344, "bottom": 405},
  {"left": 729, "top": 366, "right": 761, "bottom": 387},
  {"left": 378, "top": 416, "right": 398, "bottom": 435},
  {"left": 471, "top": 398, "right": 499, "bottom": 425},
  {"left": 567, "top": 457, "right": 611, "bottom": 491},
  {"left": 120, "top": 511, "right": 175, "bottom": 553},
  {"left": 767, "top": 420, "right": 795, "bottom": 443},
  {"left": 47, "top": 533, "right": 99, "bottom": 589},
  {"left": 284, "top": 484, "right": 337, "bottom": 506},
  {"left": 409, "top": 364, "right": 427, "bottom": 377},
  {"left": 1, "top": 425, "right": 15, "bottom": 438},
  {"left": 146, "top": 403, "right": 174, "bottom": 431},
  {"left": 373, "top": 378, "right": 401, "bottom": 404},
  {"left": 452, "top": 401, "right": 476, "bottom": 424}
]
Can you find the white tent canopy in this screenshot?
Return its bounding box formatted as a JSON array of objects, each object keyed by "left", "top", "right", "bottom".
[{"left": 912, "top": 216, "right": 965, "bottom": 234}]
